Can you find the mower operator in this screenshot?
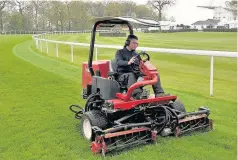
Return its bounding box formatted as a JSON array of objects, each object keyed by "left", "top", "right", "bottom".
[{"left": 115, "top": 34, "right": 167, "bottom": 99}]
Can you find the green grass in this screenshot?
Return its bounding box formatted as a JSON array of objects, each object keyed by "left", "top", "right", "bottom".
[
  {"left": 0, "top": 32, "right": 237, "bottom": 160},
  {"left": 47, "top": 32, "right": 237, "bottom": 51}
]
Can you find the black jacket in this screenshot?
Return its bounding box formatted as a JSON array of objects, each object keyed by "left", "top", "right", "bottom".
[{"left": 115, "top": 47, "right": 140, "bottom": 73}]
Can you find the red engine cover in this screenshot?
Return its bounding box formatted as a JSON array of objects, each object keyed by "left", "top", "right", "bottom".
[{"left": 82, "top": 60, "right": 110, "bottom": 88}]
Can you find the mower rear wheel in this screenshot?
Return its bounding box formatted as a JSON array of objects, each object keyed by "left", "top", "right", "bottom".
[
  {"left": 80, "top": 110, "right": 108, "bottom": 141},
  {"left": 171, "top": 99, "right": 186, "bottom": 112}
]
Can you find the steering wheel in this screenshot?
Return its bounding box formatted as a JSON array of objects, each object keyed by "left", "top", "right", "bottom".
[
  {"left": 131, "top": 51, "right": 150, "bottom": 73},
  {"left": 139, "top": 51, "right": 150, "bottom": 62}
]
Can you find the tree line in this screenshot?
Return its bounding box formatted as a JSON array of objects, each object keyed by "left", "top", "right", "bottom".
[
  {"left": 0, "top": 0, "right": 177, "bottom": 32},
  {"left": 0, "top": 0, "right": 236, "bottom": 32}
]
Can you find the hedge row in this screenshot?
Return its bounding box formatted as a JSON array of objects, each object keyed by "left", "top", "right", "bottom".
[
  {"left": 203, "top": 28, "right": 237, "bottom": 32},
  {"left": 99, "top": 32, "right": 127, "bottom": 37},
  {"left": 144, "top": 28, "right": 237, "bottom": 33}
]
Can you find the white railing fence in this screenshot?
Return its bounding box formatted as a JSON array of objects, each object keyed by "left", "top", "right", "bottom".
[{"left": 32, "top": 31, "right": 237, "bottom": 96}]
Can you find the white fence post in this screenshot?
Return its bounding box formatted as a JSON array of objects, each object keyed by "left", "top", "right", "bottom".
[
  {"left": 71, "top": 44, "right": 74, "bottom": 62},
  {"left": 95, "top": 47, "right": 98, "bottom": 61},
  {"left": 36, "top": 39, "right": 38, "bottom": 49},
  {"left": 40, "top": 40, "right": 43, "bottom": 52},
  {"left": 46, "top": 41, "right": 49, "bottom": 54},
  {"left": 210, "top": 56, "right": 214, "bottom": 96},
  {"left": 56, "top": 43, "right": 59, "bottom": 57}
]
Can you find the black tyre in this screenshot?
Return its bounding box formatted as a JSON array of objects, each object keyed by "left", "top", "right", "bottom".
[
  {"left": 84, "top": 94, "right": 102, "bottom": 112},
  {"left": 171, "top": 99, "right": 186, "bottom": 112},
  {"left": 80, "top": 110, "right": 108, "bottom": 141}
]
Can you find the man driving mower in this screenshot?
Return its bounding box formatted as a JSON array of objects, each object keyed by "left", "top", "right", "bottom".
[
  {"left": 115, "top": 34, "right": 168, "bottom": 99},
  {"left": 69, "top": 17, "right": 213, "bottom": 155}
]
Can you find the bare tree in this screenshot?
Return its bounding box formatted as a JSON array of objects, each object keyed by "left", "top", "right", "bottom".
[
  {"left": 70, "top": 1, "right": 91, "bottom": 30},
  {"left": 14, "top": 0, "right": 28, "bottom": 30},
  {"left": 148, "top": 0, "right": 176, "bottom": 21},
  {"left": 38, "top": 2, "right": 50, "bottom": 31},
  {"left": 51, "top": 1, "right": 66, "bottom": 31},
  {"left": 0, "top": 1, "right": 8, "bottom": 32},
  {"left": 15, "top": 0, "right": 25, "bottom": 16},
  {"left": 225, "top": 0, "right": 237, "bottom": 20},
  {"left": 0, "top": 1, "right": 7, "bottom": 11},
  {"left": 88, "top": 2, "right": 105, "bottom": 17},
  {"left": 104, "top": 1, "right": 123, "bottom": 16},
  {"left": 64, "top": 1, "right": 73, "bottom": 31},
  {"left": 31, "top": 0, "right": 45, "bottom": 31},
  {"left": 121, "top": 1, "right": 136, "bottom": 17}
]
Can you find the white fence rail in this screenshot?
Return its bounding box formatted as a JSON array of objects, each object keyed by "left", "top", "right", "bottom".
[
  {"left": 0, "top": 30, "right": 94, "bottom": 35},
  {"left": 32, "top": 32, "right": 237, "bottom": 96}
]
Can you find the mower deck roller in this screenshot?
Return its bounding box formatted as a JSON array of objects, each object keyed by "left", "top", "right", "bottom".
[{"left": 69, "top": 17, "right": 213, "bottom": 156}]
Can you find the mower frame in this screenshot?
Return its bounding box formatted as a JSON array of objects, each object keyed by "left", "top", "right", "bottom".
[{"left": 69, "top": 17, "right": 213, "bottom": 156}]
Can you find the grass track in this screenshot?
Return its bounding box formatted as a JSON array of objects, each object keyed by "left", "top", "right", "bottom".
[{"left": 48, "top": 32, "right": 237, "bottom": 51}]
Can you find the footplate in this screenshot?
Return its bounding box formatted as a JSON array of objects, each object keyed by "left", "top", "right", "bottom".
[{"left": 91, "top": 127, "right": 157, "bottom": 155}]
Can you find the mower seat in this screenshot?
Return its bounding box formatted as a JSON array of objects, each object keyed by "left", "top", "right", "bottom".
[
  {"left": 108, "top": 59, "right": 118, "bottom": 76},
  {"left": 108, "top": 59, "right": 127, "bottom": 91}
]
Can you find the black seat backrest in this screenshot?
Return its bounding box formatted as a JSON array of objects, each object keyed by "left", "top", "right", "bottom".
[
  {"left": 109, "top": 59, "right": 127, "bottom": 90},
  {"left": 110, "top": 59, "right": 118, "bottom": 72},
  {"left": 91, "top": 76, "right": 120, "bottom": 100}
]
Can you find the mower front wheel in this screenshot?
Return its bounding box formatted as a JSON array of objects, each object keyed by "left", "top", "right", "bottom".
[
  {"left": 171, "top": 99, "right": 186, "bottom": 112},
  {"left": 80, "top": 110, "right": 108, "bottom": 141}
]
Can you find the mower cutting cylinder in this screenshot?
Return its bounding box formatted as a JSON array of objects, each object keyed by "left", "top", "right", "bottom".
[
  {"left": 91, "top": 127, "right": 157, "bottom": 155},
  {"left": 173, "top": 107, "right": 213, "bottom": 137},
  {"left": 174, "top": 114, "right": 213, "bottom": 137}
]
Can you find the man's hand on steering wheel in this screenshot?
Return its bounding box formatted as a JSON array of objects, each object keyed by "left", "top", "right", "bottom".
[
  {"left": 131, "top": 55, "right": 141, "bottom": 72},
  {"left": 128, "top": 56, "right": 136, "bottom": 65},
  {"left": 130, "top": 51, "right": 150, "bottom": 75}
]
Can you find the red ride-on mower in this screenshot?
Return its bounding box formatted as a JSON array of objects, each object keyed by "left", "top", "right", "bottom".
[{"left": 69, "top": 17, "right": 213, "bottom": 156}]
